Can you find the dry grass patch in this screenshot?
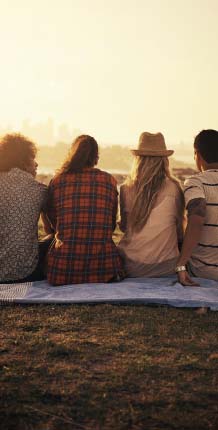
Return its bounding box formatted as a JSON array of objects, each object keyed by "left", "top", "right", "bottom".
[{"left": 1, "top": 304, "right": 218, "bottom": 429}]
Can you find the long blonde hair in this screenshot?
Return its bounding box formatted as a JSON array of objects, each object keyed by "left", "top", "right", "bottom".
[{"left": 125, "top": 155, "right": 182, "bottom": 233}]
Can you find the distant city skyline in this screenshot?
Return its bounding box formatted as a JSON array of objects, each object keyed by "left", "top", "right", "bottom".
[
  {"left": 0, "top": 117, "right": 195, "bottom": 150},
  {"left": 0, "top": 119, "right": 81, "bottom": 146},
  {"left": 1, "top": 1, "right": 217, "bottom": 146}
]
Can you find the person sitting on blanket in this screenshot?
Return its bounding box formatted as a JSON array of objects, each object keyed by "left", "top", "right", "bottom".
[
  {"left": 0, "top": 133, "right": 52, "bottom": 283},
  {"left": 118, "top": 132, "right": 184, "bottom": 277},
  {"left": 45, "top": 134, "right": 125, "bottom": 285},
  {"left": 176, "top": 129, "right": 218, "bottom": 285}
]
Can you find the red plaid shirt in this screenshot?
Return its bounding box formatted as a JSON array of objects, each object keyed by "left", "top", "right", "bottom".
[{"left": 46, "top": 168, "right": 124, "bottom": 285}]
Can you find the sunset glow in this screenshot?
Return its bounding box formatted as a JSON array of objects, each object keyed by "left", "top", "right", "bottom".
[{"left": 0, "top": 0, "right": 218, "bottom": 146}]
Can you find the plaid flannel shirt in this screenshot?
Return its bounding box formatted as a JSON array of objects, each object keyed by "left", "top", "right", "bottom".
[{"left": 46, "top": 168, "right": 124, "bottom": 285}]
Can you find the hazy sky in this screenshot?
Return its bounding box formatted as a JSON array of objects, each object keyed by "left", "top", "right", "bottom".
[{"left": 0, "top": 0, "right": 218, "bottom": 145}]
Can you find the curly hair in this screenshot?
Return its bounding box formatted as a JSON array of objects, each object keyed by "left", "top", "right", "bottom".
[
  {"left": 58, "top": 135, "right": 98, "bottom": 174},
  {"left": 0, "top": 133, "right": 37, "bottom": 172}
]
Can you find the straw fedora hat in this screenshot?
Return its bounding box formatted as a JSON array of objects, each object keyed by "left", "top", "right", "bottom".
[{"left": 131, "top": 132, "right": 174, "bottom": 157}]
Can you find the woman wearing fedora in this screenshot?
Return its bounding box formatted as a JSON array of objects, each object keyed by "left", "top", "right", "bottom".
[{"left": 118, "top": 132, "right": 184, "bottom": 277}]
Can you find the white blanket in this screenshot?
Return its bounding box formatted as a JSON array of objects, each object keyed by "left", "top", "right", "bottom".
[{"left": 0, "top": 276, "right": 218, "bottom": 310}]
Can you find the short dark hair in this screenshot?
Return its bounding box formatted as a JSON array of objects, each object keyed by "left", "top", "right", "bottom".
[
  {"left": 0, "top": 133, "right": 37, "bottom": 172},
  {"left": 59, "top": 135, "right": 99, "bottom": 174},
  {"left": 194, "top": 129, "right": 218, "bottom": 163}
]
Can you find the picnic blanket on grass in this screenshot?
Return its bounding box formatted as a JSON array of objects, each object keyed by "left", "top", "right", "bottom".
[{"left": 0, "top": 276, "right": 218, "bottom": 310}]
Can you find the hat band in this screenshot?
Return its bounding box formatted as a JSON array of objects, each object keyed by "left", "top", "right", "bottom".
[{"left": 131, "top": 149, "right": 174, "bottom": 156}]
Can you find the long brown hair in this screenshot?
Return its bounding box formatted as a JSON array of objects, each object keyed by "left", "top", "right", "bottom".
[
  {"left": 58, "top": 135, "right": 98, "bottom": 174},
  {"left": 126, "top": 155, "right": 183, "bottom": 233}
]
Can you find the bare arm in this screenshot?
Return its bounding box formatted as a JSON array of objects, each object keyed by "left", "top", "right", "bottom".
[{"left": 177, "top": 198, "right": 206, "bottom": 286}]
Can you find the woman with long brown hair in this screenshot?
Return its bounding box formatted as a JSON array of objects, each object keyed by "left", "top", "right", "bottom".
[
  {"left": 118, "top": 132, "right": 184, "bottom": 277},
  {"left": 46, "top": 134, "right": 125, "bottom": 285}
]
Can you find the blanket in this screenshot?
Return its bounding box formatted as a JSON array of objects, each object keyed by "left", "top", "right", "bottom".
[{"left": 0, "top": 276, "right": 218, "bottom": 310}]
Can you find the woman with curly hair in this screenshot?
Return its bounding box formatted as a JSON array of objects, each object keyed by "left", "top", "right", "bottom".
[
  {"left": 0, "top": 133, "right": 50, "bottom": 283},
  {"left": 118, "top": 132, "right": 184, "bottom": 277},
  {"left": 46, "top": 134, "right": 125, "bottom": 285}
]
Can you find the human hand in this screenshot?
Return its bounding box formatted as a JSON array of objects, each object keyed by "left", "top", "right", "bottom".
[
  {"left": 40, "top": 233, "right": 54, "bottom": 242},
  {"left": 177, "top": 270, "right": 200, "bottom": 286}
]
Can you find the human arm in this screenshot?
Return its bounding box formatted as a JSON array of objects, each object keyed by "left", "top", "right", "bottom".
[
  {"left": 110, "top": 177, "right": 119, "bottom": 232},
  {"left": 112, "top": 194, "right": 118, "bottom": 232},
  {"left": 40, "top": 211, "right": 54, "bottom": 238},
  {"left": 175, "top": 188, "right": 185, "bottom": 249},
  {"left": 176, "top": 198, "right": 206, "bottom": 286},
  {"left": 43, "top": 179, "right": 56, "bottom": 233},
  {"left": 38, "top": 183, "right": 54, "bottom": 239},
  {"left": 119, "top": 185, "right": 128, "bottom": 233}
]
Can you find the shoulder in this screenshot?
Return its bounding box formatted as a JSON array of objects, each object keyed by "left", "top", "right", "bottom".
[
  {"left": 48, "top": 174, "right": 64, "bottom": 188},
  {"left": 15, "top": 169, "right": 48, "bottom": 192},
  {"left": 163, "top": 178, "right": 182, "bottom": 198},
  {"left": 8, "top": 168, "right": 30, "bottom": 182},
  {"left": 120, "top": 183, "right": 131, "bottom": 195},
  {"left": 184, "top": 171, "right": 212, "bottom": 187},
  {"left": 165, "top": 177, "right": 178, "bottom": 191},
  {"left": 28, "top": 177, "right": 48, "bottom": 203},
  {"left": 184, "top": 172, "right": 205, "bottom": 192},
  {"left": 36, "top": 181, "right": 48, "bottom": 194},
  {"left": 184, "top": 172, "right": 205, "bottom": 204},
  {"left": 94, "top": 168, "right": 117, "bottom": 186}
]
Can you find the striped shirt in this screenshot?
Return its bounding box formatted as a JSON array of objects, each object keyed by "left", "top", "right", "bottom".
[{"left": 184, "top": 169, "right": 218, "bottom": 280}]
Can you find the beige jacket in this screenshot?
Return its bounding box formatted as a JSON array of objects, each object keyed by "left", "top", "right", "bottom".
[{"left": 118, "top": 178, "right": 184, "bottom": 277}]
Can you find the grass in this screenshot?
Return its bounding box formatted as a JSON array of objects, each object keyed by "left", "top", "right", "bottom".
[
  {"left": 3, "top": 202, "right": 218, "bottom": 429},
  {"left": 1, "top": 305, "right": 218, "bottom": 430}
]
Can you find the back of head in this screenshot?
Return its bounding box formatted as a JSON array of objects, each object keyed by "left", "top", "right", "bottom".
[
  {"left": 194, "top": 129, "right": 218, "bottom": 163},
  {"left": 0, "top": 133, "right": 37, "bottom": 172},
  {"left": 59, "top": 135, "right": 99, "bottom": 174},
  {"left": 125, "top": 131, "right": 182, "bottom": 233}
]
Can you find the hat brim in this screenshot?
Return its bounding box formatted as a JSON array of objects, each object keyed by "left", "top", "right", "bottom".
[{"left": 131, "top": 149, "right": 174, "bottom": 157}]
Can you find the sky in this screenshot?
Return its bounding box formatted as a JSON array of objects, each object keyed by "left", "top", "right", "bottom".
[{"left": 0, "top": 0, "right": 218, "bottom": 146}]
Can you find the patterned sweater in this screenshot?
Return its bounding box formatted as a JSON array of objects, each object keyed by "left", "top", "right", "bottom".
[{"left": 0, "top": 168, "right": 47, "bottom": 281}]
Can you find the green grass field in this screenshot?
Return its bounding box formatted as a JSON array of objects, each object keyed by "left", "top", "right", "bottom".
[{"left": 1, "top": 304, "right": 218, "bottom": 430}]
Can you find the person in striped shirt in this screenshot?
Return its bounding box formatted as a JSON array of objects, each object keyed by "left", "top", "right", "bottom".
[{"left": 176, "top": 129, "right": 218, "bottom": 285}]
